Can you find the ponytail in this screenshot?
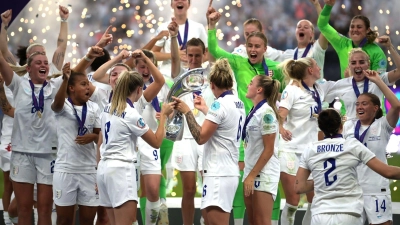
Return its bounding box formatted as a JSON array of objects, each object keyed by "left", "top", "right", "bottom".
[{"left": 256, "top": 75, "right": 282, "bottom": 125}]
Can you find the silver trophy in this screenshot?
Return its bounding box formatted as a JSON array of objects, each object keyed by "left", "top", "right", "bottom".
[{"left": 165, "top": 68, "right": 207, "bottom": 141}]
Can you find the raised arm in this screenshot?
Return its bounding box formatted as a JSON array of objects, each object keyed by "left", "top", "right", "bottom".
[
  {"left": 73, "top": 46, "right": 104, "bottom": 74},
  {"left": 0, "top": 10, "right": 17, "bottom": 65},
  {"left": 173, "top": 97, "right": 218, "bottom": 145},
  {"left": 92, "top": 50, "right": 130, "bottom": 84},
  {"left": 141, "top": 102, "right": 174, "bottom": 148},
  {"left": 0, "top": 49, "right": 14, "bottom": 85},
  {"left": 318, "top": 1, "right": 347, "bottom": 51},
  {"left": 51, "top": 63, "right": 70, "bottom": 112},
  {"left": 207, "top": 8, "right": 237, "bottom": 65},
  {"left": 367, "top": 157, "right": 400, "bottom": 180},
  {"left": 365, "top": 70, "right": 400, "bottom": 127},
  {"left": 310, "top": 0, "right": 328, "bottom": 50},
  {"left": 168, "top": 18, "right": 181, "bottom": 78},
  {"left": 52, "top": 5, "right": 69, "bottom": 70},
  {"left": 0, "top": 74, "right": 14, "bottom": 117},
  {"left": 377, "top": 35, "right": 400, "bottom": 83},
  {"left": 131, "top": 49, "right": 165, "bottom": 102}
]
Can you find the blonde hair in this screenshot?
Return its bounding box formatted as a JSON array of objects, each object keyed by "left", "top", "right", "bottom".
[
  {"left": 279, "top": 57, "right": 314, "bottom": 85},
  {"left": 110, "top": 63, "right": 132, "bottom": 73},
  {"left": 9, "top": 52, "right": 47, "bottom": 76},
  {"left": 297, "top": 20, "right": 315, "bottom": 42},
  {"left": 243, "top": 18, "right": 263, "bottom": 32},
  {"left": 110, "top": 71, "right": 144, "bottom": 117},
  {"left": 209, "top": 59, "right": 234, "bottom": 89},
  {"left": 26, "top": 43, "right": 45, "bottom": 56},
  {"left": 346, "top": 48, "right": 370, "bottom": 77},
  {"left": 256, "top": 75, "right": 282, "bottom": 125}
]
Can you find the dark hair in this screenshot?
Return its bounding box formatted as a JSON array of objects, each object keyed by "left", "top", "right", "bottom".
[
  {"left": 351, "top": 15, "right": 378, "bottom": 44},
  {"left": 209, "top": 59, "right": 233, "bottom": 89},
  {"left": 186, "top": 38, "right": 206, "bottom": 54},
  {"left": 135, "top": 49, "right": 157, "bottom": 67},
  {"left": 16, "top": 46, "right": 28, "bottom": 66},
  {"left": 318, "top": 109, "right": 342, "bottom": 137},
  {"left": 67, "top": 71, "right": 87, "bottom": 95},
  {"left": 90, "top": 48, "right": 110, "bottom": 71},
  {"left": 359, "top": 93, "right": 383, "bottom": 119}
]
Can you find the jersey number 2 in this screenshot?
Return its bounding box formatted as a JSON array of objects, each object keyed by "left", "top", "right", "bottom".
[{"left": 323, "top": 158, "right": 337, "bottom": 186}]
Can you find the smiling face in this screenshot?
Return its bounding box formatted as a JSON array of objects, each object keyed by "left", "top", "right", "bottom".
[
  {"left": 27, "top": 54, "right": 49, "bottom": 83},
  {"left": 349, "top": 18, "right": 369, "bottom": 44},
  {"left": 356, "top": 94, "right": 378, "bottom": 123},
  {"left": 171, "top": 0, "right": 190, "bottom": 17},
  {"left": 349, "top": 52, "right": 370, "bottom": 81},
  {"left": 109, "top": 66, "right": 129, "bottom": 90},
  {"left": 135, "top": 59, "right": 152, "bottom": 83},
  {"left": 296, "top": 20, "right": 314, "bottom": 47},
  {"left": 69, "top": 74, "right": 90, "bottom": 104},
  {"left": 246, "top": 36, "right": 267, "bottom": 64}
]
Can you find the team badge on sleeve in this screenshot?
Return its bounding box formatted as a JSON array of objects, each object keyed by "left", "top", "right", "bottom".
[
  {"left": 211, "top": 101, "right": 220, "bottom": 111},
  {"left": 137, "top": 118, "right": 146, "bottom": 128},
  {"left": 281, "top": 91, "right": 288, "bottom": 100},
  {"left": 263, "top": 114, "right": 274, "bottom": 124}
]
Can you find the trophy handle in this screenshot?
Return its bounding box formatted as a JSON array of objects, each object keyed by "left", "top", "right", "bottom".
[{"left": 165, "top": 68, "right": 206, "bottom": 141}]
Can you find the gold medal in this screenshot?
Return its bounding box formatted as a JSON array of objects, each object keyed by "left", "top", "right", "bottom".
[
  {"left": 312, "top": 113, "right": 318, "bottom": 118},
  {"left": 37, "top": 111, "right": 42, "bottom": 118}
]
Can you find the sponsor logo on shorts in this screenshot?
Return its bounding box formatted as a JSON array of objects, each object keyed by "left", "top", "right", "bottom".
[
  {"left": 55, "top": 190, "right": 62, "bottom": 199},
  {"left": 12, "top": 166, "right": 18, "bottom": 175}
]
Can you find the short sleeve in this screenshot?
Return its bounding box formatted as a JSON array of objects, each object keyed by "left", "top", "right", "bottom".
[
  {"left": 279, "top": 85, "right": 297, "bottom": 110},
  {"left": 126, "top": 110, "right": 150, "bottom": 137},
  {"left": 154, "top": 24, "right": 167, "bottom": 48},
  {"left": 7, "top": 72, "right": 22, "bottom": 94},
  {"left": 205, "top": 100, "right": 224, "bottom": 125},
  {"left": 94, "top": 104, "right": 102, "bottom": 129},
  {"left": 380, "top": 72, "right": 394, "bottom": 86},
  {"left": 265, "top": 46, "right": 284, "bottom": 61},
  {"left": 342, "top": 120, "right": 355, "bottom": 139},
  {"left": 353, "top": 140, "right": 376, "bottom": 164},
  {"left": 260, "top": 109, "right": 278, "bottom": 135},
  {"left": 198, "top": 24, "right": 208, "bottom": 48},
  {"left": 299, "top": 147, "right": 311, "bottom": 170}
]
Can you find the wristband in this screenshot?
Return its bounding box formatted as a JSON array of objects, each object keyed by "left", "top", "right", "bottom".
[
  {"left": 60, "top": 18, "right": 68, "bottom": 22},
  {"left": 170, "top": 34, "right": 178, "bottom": 38},
  {"left": 84, "top": 55, "right": 93, "bottom": 62}
]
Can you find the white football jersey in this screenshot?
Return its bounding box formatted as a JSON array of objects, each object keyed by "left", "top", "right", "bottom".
[
  {"left": 8, "top": 72, "right": 63, "bottom": 153},
  {"left": 100, "top": 103, "right": 149, "bottom": 162},
  {"left": 243, "top": 103, "right": 280, "bottom": 182},
  {"left": 154, "top": 19, "right": 208, "bottom": 76},
  {"left": 279, "top": 82, "right": 327, "bottom": 152},
  {"left": 0, "top": 85, "right": 14, "bottom": 145},
  {"left": 343, "top": 117, "right": 393, "bottom": 195},
  {"left": 54, "top": 99, "right": 101, "bottom": 173},
  {"left": 89, "top": 86, "right": 110, "bottom": 113},
  {"left": 87, "top": 71, "right": 112, "bottom": 92},
  {"left": 324, "top": 72, "right": 392, "bottom": 120},
  {"left": 202, "top": 93, "right": 245, "bottom": 177},
  {"left": 299, "top": 137, "right": 375, "bottom": 217}
]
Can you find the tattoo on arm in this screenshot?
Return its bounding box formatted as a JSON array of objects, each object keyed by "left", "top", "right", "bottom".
[
  {"left": 0, "top": 88, "right": 12, "bottom": 114},
  {"left": 296, "top": 180, "right": 299, "bottom": 184},
  {"left": 57, "top": 38, "right": 64, "bottom": 43},
  {"left": 4, "top": 26, "right": 8, "bottom": 31},
  {"left": 55, "top": 52, "right": 65, "bottom": 66},
  {"left": 185, "top": 111, "right": 201, "bottom": 143}
]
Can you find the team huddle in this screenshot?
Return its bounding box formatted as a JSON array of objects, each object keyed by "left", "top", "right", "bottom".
[{"left": 0, "top": 0, "right": 400, "bottom": 225}]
